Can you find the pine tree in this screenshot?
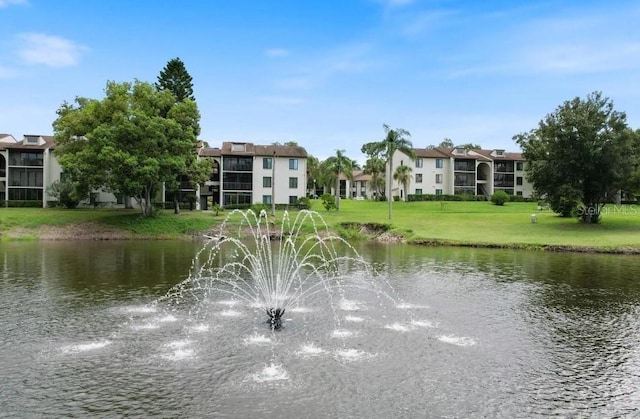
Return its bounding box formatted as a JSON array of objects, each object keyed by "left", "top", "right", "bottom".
[{"left": 156, "top": 57, "right": 195, "bottom": 102}]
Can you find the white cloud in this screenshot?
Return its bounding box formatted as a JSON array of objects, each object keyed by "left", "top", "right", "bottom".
[
  {"left": 0, "top": 0, "right": 28, "bottom": 8},
  {"left": 265, "top": 48, "right": 290, "bottom": 58},
  {"left": 16, "top": 33, "right": 87, "bottom": 68}
]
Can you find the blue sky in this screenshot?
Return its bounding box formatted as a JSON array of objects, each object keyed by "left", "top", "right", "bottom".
[{"left": 1, "top": 0, "right": 639, "bottom": 163}]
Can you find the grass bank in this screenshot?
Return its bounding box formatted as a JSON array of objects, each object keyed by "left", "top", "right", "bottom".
[
  {"left": 1, "top": 200, "right": 639, "bottom": 253},
  {"left": 309, "top": 199, "right": 640, "bottom": 254}
]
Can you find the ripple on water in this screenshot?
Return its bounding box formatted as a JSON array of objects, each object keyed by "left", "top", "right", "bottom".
[
  {"left": 384, "top": 322, "right": 411, "bottom": 332},
  {"left": 122, "top": 305, "right": 157, "bottom": 314},
  {"left": 162, "top": 348, "right": 195, "bottom": 361},
  {"left": 411, "top": 319, "right": 438, "bottom": 328},
  {"left": 158, "top": 314, "right": 178, "bottom": 322},
  {"left": 437, "top": 335, "right": 477, "bottom": 347},
  {"left": 334, "top": 348, "right": 375, "bottom": 362},
  {"left": 165, "top": 339, "right": 191, "bottom": 349},
  {"left": 244, "top": 334, "right": 272, "bottom": 345},
  {"left": 331, "top": 329, "right": 355, "bottom": 338},
  {"left": 339, "top": 299, "right": 365, "bottom": 311},
  {"left": 289, "top": 306, "right": 313, "bottom": 313},
  {"left": 252, "top": 363, "right": 289, "bottom": 382},
  {"left": 131, "top": 323, "right": 160, "bottom": 331},
  {"left": 345, "top": 315, "right": 365, "bottom": 323},
  {"left": 62, "top": 340, "right": 112, "bottom": 354},
  {"left": 396, "top": 302, "right": 428, "bottom": 310},
  {"left": 188, "top": 324, "right": 209, "bottom": 333},
  {"left": 296, "top": 343, "right": 326, "bottom": 356}
]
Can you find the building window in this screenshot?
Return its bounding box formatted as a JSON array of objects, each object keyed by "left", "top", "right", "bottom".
[
  {"left": 289, "top": 159, "right": 298, "bottom": 170},
  {"left": 435, "top": 189, "right": 443, "bottom": 196},
  {"left": 495, "top": 161, "right": 514, "bottom": 172},
  {"left": 516, "top": 161, "right": 523, "bottom": 171},
  {"left": 415, "top": 189, "right": 422, "bottom": 195},
  {"left": 415, "top": 158, "right": 423, "bottom": 168},
  {"left": 263, "top": 195, "right": 272, "bottom": 204},
  {"left": 436, "top": 158, "right": 443, "bottom": 169},
  {"left": 263, "top": 176, "right": 272, "bottom": 188},
  {"left": 289, "top": 195, "right": 297, "bottom": 204},
  {"left": 516, "top": 191, "right": 523, "bottom": 196},
  {"left": 415, "top": 173, "right": 423, "bottom": 183},
  {"left": 516, "top": 176, "right": 523, "bottom": 186},
  {"left": 231, "top": 143, "right": 246, "bottom": 152},
  {"left": 289, "top": 177, "right": 298, "bottom": 188},
  {"left": 454, "top": 159, "right": 475, "bottom": 171},
  {"left": 435, "top": 174, "right": 443, "bottom": 184},
  {"left": 263, "top": 158, "right": 272, "bottom": 170},
  {"left": 223, "top": 156, "right": 252, "bottom": 171}
]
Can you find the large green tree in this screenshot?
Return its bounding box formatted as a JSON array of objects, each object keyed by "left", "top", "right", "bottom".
[
  {"left": 53, "top": 80, "right": 202, "bottom": 217},
  {"left": 156, "top": 57, "right": 195, "bottom": 102},
  {"left": 514, "top": 91, "right": 635, "bottom": 223},
  {"left": 156, "top": 57, "right": 207, "bottom": 214},
  {"left": 362, "top": 124, "right": 415, "bottom": 219}
]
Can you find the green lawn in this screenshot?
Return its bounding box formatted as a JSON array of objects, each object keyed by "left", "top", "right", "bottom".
[
  {"left": 309, "top": 199, "right": 640, "bottom": 252},
  {"left": 1, "top": 200, "right": 640, "bottom": 252}
]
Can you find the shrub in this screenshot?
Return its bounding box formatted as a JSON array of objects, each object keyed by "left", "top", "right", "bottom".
[
  {"left": 320, "top": 194, "right": 337, "bottom": 211},
  {"left": 490, "top": 190, "right": 510, "bottom": 206},
  {"left": 297, "top": 196, "right": 310, "bottom": 209},
  {"left": 47, "top": 179, "right": 83, "bottom": 209},
  {"left": 550, "top": 197, "right": 578, "bottom": 217}
]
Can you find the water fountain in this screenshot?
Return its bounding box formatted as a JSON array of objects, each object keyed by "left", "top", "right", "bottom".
[{"left": 161, "top": 209, "right": 380, "bottom": 331}]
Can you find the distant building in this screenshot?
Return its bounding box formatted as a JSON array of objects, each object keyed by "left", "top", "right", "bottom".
[
  {"left": 0, "top": 136, "right": 308, "bottom": 209},
  {"left": 387, "top": 147, "right": 534, "bottom": 200}
]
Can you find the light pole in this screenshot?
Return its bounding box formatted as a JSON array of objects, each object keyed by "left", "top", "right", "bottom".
[{"left": 271, "top": 149, "right": 276, "bottom": 217}]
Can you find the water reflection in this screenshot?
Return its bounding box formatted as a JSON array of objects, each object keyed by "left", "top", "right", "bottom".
[{"left": 2, "top": 241, "right": 640, "bottom": 417}]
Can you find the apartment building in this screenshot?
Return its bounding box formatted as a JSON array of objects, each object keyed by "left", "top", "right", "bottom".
[
  {"left": 197, "top": 142, "right": 308, "bottom": 210},
  {"left": 0, "top": 134, "right": 59, "bottom": 206},
  {"left": 0, "top": 136, "right": 307, "bottom": 209},
  {"left": 388, "top": 147, "right": 533, "bottom": 200}
]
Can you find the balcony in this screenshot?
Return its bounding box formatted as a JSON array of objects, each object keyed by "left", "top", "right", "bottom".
[{"left": 223, "top": 182, "right": 252, "bottom": 191}]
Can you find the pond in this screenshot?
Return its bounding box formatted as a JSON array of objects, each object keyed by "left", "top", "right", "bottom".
[{"left": 1, "top": 239, "right": 640, "bottom": 417}]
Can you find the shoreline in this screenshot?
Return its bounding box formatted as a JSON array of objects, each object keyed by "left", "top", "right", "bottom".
[{"left": 2, "top": 222, "right": 639, "bottom": 255}]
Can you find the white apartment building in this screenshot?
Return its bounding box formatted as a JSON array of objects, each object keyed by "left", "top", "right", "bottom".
[
  {"left": 388, "top": 147, "right": 534, "bottom": 200},
  {"left": 198, "top": 142, "right": 308, "bottom": 210},
  {"left": 1, "top": 136, "right": 307, "bottom": 209}
]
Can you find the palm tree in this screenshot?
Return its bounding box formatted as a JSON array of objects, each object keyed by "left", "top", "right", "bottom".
[
  {"left": 393, "top": 164, "right": 412, "bottom": 202},
  {"left": 366, "top": 124, "right": 416, "bottom": 219},
  {"left": 363, "top": 156, "right": 385, "bottom": 200},
  {"left": 323, "top": 150, "right": 354, "bottom": 210},
  {"left": 306, "top": 155, "right": 321, "bottom": 197}
]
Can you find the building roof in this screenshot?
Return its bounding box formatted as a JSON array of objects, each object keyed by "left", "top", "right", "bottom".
[
  {"left": 219, "top": 142, "right": 308, "bottom": 158},
  {"left": 411, "top": 147, "right": 523, "bottom": 161},
  {"left": 414, "top": 147, "right": 451, "bottom": 158},
  {"left": 199, "top": 147, "right": 221, "bottom": 157},
  {"left": 473, "top": 149, "right": 524, "bottom": 160},
  {"left": 352, "top": 170, "right": 371, "bottom": 181},
  {"left": 0, "top": 135, "right": 56, "bottom": 150}
]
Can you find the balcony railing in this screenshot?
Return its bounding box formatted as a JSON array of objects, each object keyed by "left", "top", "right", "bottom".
[{"left": 223, "top": 182, "right": 252, "bottom": 191}]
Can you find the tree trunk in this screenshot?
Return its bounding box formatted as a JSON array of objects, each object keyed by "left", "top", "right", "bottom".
[
  {"left": 580, "top": 204, "right": 600, "bottom": 223},
  {"left": 388, "top": 160, "right": 393, "bottom": 219},
  {"left": 142, "top": 187, "right": 153, "bottom": 217},
  {"left": 174, "top": 193, "right": 180, "bottom": 215},
  {"left": 336, "top": 176, "right": 340, "bottom": 211}
]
